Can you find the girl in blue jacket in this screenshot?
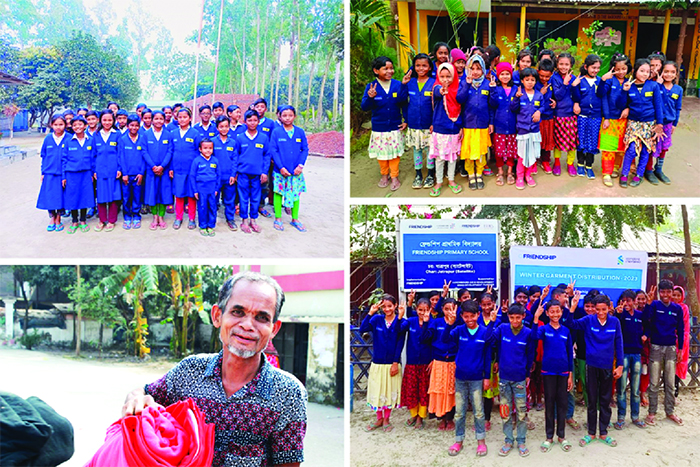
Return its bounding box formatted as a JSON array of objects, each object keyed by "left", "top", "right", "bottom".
[
  {"left": 361, "top": 56, "right": 408, "bottom": 191},
  {"left": 213, "top": 116, "right": 238, "bottom": 231},
  {"left": 93, "top": 110, "right": 122, "bottom": 232},
  {"left": 170, "top": 108, "right": 201, "bottom": 229},
  {"left": 37, "top": 115, "right": 68, "bottom": 231},
  {"left": 402, "top": 53, "right": 436, "bottom": 189},
  {"left": 118, "top": 114, "right": 147, "bottom": 229},
  {"left": 571, "top": 54, "right": 606, "bottom": 180},
  {"left": 551, "top": 53, "right": 578, "bottom": 176},
  {"left": 269, "top": 105, "right": 308, "bottom": 232},
  {"left": 600, "top": 53, "right": 632, "bottom": 185},
  {"left": 489, "top": 62, "right": 518, "bottom": 186},
  {"left": 648, "top": 61, "right": 683, "bottom": 185},
  {"left": 143, "top": 111, "right": 174, "bottom": 230},
  {"left": 510, "top": 68, "right": 545, "bottom": 190},
  {"left": 62, "top": 115, "right": 95, "bottom": 234}
]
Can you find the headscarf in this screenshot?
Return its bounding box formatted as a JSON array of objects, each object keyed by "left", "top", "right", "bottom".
[
  {"left": 467, "top": 54, "right": 486, "bottom": 89},
  {"left": 434, "top": 62, "right": 461, "bottom": 122}
]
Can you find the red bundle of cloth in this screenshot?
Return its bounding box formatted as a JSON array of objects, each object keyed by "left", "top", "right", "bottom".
[{"left": 84, "top": 399, "right": 215, "bottom": 467}]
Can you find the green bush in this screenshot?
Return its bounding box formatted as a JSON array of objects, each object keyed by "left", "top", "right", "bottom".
[{"left": 19, "top": 329, "right": 51, "bottom": 350}]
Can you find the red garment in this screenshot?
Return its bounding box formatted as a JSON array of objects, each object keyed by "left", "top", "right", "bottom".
[
  {"left": 434, "top": 63, "right": 461, "bottom": 122},
  {"left": 85, "top": 399, "right": 214, "bottom": 467},
  {"left": 674, "top": 286, "right": 691, "bottom": 380}
]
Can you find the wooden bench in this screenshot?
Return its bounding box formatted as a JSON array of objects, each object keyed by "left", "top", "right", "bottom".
[{"left": 0, "top": 145, "right": 29, "bottom": 164}]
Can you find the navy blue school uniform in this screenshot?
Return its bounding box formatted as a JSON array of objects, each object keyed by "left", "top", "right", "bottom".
[
  {"left": 360, "top": 79, "right": 407, "bottom": 132},
  {"left": 231, "top": 123, "right": 246, "bottom": 137},
  {"left": 166, "top": 120, "right": 179, "bottom": 133},
  {"left": 400, "top": 317, "right": 433, "bottom": 365},
  {"left": 642, "top": 300, "right": 685, "bottom": 349},
  {"left": 37, "top": 133, "right": 67, "bottom": 211},
  {"left": 442, "top": 323, "right": 495, "bottom": 381},
  {"left": 143, "top": 128, "right": 174, "bottom": 206},
  {"left": 269, "top": 125, "right": 309, "bottom": 174},
  {"left": 659, "top": 83, "right": 683, "bottom": 126},
  {"left": 93, "top": 130, "right": 122, "bottom": 204},
  {"left": 189, "top": 154, "right": 220, "bottom": 229},
  {"left": 403, "top": 77, "right": 436, "bottom": 130},
  {"left": 489, "top": 85, "right": 518, "bottom": 135},
  {"left": 256, "top": 117, "right": 277, "bottom": 207},
  {"left": 494, "top": 323, "right": 536, "bottom": 382},
  {"left": 420, "top": 317, "right": 458, "bottom": 362},
  {"left": 550, "top": 73, "right": 575, "bottom": 118},
  {"left": 617, "top": 80, "right": 664, "bottom": 124},
  {"left": 512, "top": 69, "right": 521, "bottom": 87},
  {"left": 257, "top": 117, "right": 277, "bottom": 140},
  {"left": 458, "top": 80, "right": 492, "bottom": 130},
  {"left": 572, "top": 76, "right": 606, "bottom": 154},
  {"left": 118, "top": 132, "right": 147, "bottom": 222},
  {"left": 536, "top": 324, "right": 574, "bottom": 375},
  {"left": 234, "top": 130, "right": 270, "bottom": 220},
  {"left": 170, "top": 126, "right": 202, "bottom": 199},
  {"left": 534, "top": 82, "right": 555, "bottom": 121},
  {"left": 360, "top": 314, "right": 405, "bottom": 365},
  {"left": 602, "top": 78, "right": 628, "bottom": 121},
  {"left": 510, "top": 89, "right": 546, "bottom": 135},
  {"left": 193, "top": 121, "right": 217, "bottom": 140},
  {"left": 567, "top": 314, "right": 623, "bottom": 370},
  {"left": 213, "top": 133, "right": 237, "bottom": 222},
  {"left": 62, "top": 134, "right": 96, "bottom": 210},
  {"left": 432, "top": 84, "right": 463, "bottom": 134},
  {"left": 618, "top": 310, "right": 644, "bottom": 355}
]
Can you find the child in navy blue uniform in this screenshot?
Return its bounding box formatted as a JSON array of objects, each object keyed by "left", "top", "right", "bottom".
[
  {"left": 213, "top": 116, "right": 238, "bottom": 231},
  {"left": 269, "top": 105, "right": 308, "bottom": 232},
  {"left": 493, "top": 304, "right": 535, "bottom": 457},
  {"left": 489, "top": 62, "right": 518, "bottom": 186},
  {"left": 643, "top": 280, "right": 685, "bottom": 426},
  {"left": 170, "top": 108, "right": 201, "bottom": 230},
  {"left": 400, "top": 298, "right": 432, "bottom": 430},
  {"left": 139, "top": 108, "right": 153, "bottom": 136},
  {"left": 116, "top": 109, "right": 128, "bottom": 134},
  {"left": 143, "top": 111, "right": 173, "bottom": 230},
  {"left": 37, "top": 115, "right": 68, "bottom": 231},
  {"left": 61, "top": 116, "right": 95, "bottom": 234},
  {"left": 212, "top": 101, "right": 225, "bottom": 119},
  {"left": 551, "top": 53, "right": 578, "bottom": 176},
  {"left": 430, "top": 42, "right": 450, "bottom": 78},
  {"left": 534, "top": 300, "right": 575, "bottom": 453},
  {"left": 234, "top": 110, "right": 271, "bottom": 234},
  {"left": 93, "top": 110, "right": 122, "bottom": 232},
  {"left": 600, "top": 53, "right": 632, "bottom": 185},
  {"left": 361, "top": 295, "right": 406, "bottom": 432},
  {"left": 402, "top": 53, "right": 436, "bottom": 189},
  {"left": 510, "top": 68, "right": 544, "bottom": 189},
  {"left": 189, "top": 139, "right": 219, "bottom": 236},
  {"left": 193, "top": 105, "right": 217, "bottom": 139},
  {"left": 647, "top": 61, "right": 683, "bottom": 185},
  {"left": 443, "top": 300, "right": 496, "bottom": 457},
  {"left": 361, "top": 56, "right": 407, "bottom": 191},
  {"left": 252, "top": 98, "right": 276, "bottom": 217},
  {"left": 567, "top": 294, "right": 624, "bottom": 447},
  {"left": 85, "top": 110, "right": 99, "bottom": 138},
  {"left": 614, "top": 289, "right": 647, "bottom": 429},
  {"left": 618, "top": 59, "right": 665, "bottom": 187},
  {"left": 536, "top": 59, "right": 556, "bottom": 174},
  {"left": 571, "top": 54, "right": 606, "bottom": 180},
  {"left": 118, "top": 114, "right": 146, "bottom": 230}
]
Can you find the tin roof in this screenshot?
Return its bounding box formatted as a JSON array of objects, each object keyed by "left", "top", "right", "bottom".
[
  {"left": 618, "top": 225, "right": 700, "bottom": 261},
  {"left": 0, "top": 71, "right": 30, "bottom": 86}
]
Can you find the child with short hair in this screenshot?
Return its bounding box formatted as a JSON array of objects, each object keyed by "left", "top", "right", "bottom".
[
  {"left": 551, "top": 53, "right": 577, "bottom": 176},
  {"left": 459, "top": 55, "right": 492, "bottom": 190},
  {"left": 212, "top": 115, "right": 238, "bottom": 231},
  {"left": 479, "top": 292, "right": 501, "bottom": 430},
  {"left": 85, "top": 110, "right": 99, "bottom": 138},
  {"left": 118, "top": 113, "right": 146, "bottom": 230},
  {"left": 194, "top": 105, "right": 217, "bottom": 139},
  {"left": 571, "top": 54, "right": 606, "bottom": 180},
  {"left": 673, "top": 286, "right": 691, "bottom": 398},
  {"left": 533, "top": 300, "right": 575, "bottom": 453},
  {"left": 189, "top": 138, "right": 219, "bottom": 236},
  {"left": 568, "top": 294, "right": 624, "bottom": 447},
  {"left": 512, "top": 49, "right": 534, "bottom": 87},
  {"left": 212, "top": 101, "right": 225, "bottom": 118},
  {"left": 489, "top": 62, "right": 517, "bottom": 185},
  {"left": 361, "top": 295, "right": 406, "bottom": 432},
  {"left": 116, "top": 109, "right": 129, "bottom": 134},
  {"left": 643, "top": 280, "right": 685, "bottom": 426},
  {"left": 443, "top": 300, "right": 496, "bottom": 457},
  {"left": 636, "top": 289, "right": 651, "bottom": 407},
  {"left": 573, "top": 293, "right": 597, "bottom": 406},
  {"left": 61, "top": 115, "right": 95, "bottom": 233},
  {"left": 600, "top": 53, "right": 632, "bottom": 184},
  {"left": 510, "top": 68, "right": 544, "bottom": 189},
  {"left": 37, "top": 115, "right": 68, "bottom": 231},
  {"left": 430, "top": 42, "right": 450, "bottom": 78},
  {"left": 400, "top": 298, "right": 432, "bottom": 430},
  {"left": 361, "top": 56, "right": 407, "bottom": 191},
  {"left": 493, "top": 303, "right": 535, "bottom": 457}
]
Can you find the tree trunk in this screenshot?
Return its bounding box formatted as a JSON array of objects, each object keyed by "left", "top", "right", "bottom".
[
  {"left": 681, "top": 205, "right": 700, "bottom": 318},
  {"left": 98, "top": 323, "right": 103, "bottom": 356},
  {"left": 241, "top": 0, "right": 249, "bottom": 93},
  {"left": 305, "top": 57, "right": 316, "bottom": 113},
  {"left": 294, "top": 5, "right": 302, "bottom": 108},
  {"left": 275, "top": 42, "right": 283, "bottom": 109},
  {"left": 254, "top": 8, "right": 261, "bottom": 95},
  {"left": 260, "top": 7, "right": 269, "bottom": 97},
  {"left": 316, "top": 52, "right": 333, "bottom": 125},
  {"left": 527, "top": 206, "right": 543, "bottom": 246},
  {"left": 387, "top": 0, "right": 398, "bottom": 49},
  {"left": 676, "top": 9, "right": 689, "bottom": 82},
  {"left": 332, "top": 59, "right": 341, "bottom": 122},
  {"left": 181, "top": 282, "right": 191, "bottom": 357},
  {"left": 551, "top": 205, "right": 563, "bottom": 246},
  {"left": 655, "top": 206, "right": 661, "bottom": 285},
  {"left": 287, "top": 0, "right": 296, "bottom": 104}
]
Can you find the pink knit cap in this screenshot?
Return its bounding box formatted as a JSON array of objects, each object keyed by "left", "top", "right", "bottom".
[
  {"left": 495, "top": 61, "right": 513, "bottom": 76},
  {"left": 450, "top": 48, "right": 467, "bottom": 63}
]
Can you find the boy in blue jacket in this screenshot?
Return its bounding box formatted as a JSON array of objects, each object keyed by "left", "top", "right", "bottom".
[
  {"left": 567, "top": 294, "right": 623, "bottom": 448},
  {"left": 493, "top": 303, "right": 535, "bottom": 457},
  {"left": 213, "top": 116, "right": 238, "bottom": 231},
  {"left": 118, "top": 114, "right": 146, "bottom": 229},
  {"left": 189, "top": 139, "right": 219, "bottom": 236},
  {"left": 509, "top": 68, "right": 545, "bottom": 189},
  {"left": 443, "top": 300, "right": 497, "bottom": 457},
  {"left": 643, "top": 280, "right": 685, "bottom": 426}
]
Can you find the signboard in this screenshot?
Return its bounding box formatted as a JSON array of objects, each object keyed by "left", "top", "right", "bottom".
[
  {"left": 509, "top": 245, "right": 648, "bottom": 302},
  {"left": 397, "top": 219, "right": 500, "bottom": 293}
]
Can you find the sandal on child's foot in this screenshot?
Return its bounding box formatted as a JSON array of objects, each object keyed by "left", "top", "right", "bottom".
[
  {"left": 566, "top": 418, "right": 581, "bottom": 430},
  {"left": 241, "top": 223, "right": 252, "bottom": 234},
  {"left": 599, "top": 435, "right": 617, "bottom": 447},
  {"left": 188, "top": 220, "right": 196, "bottom": 230},
  {"left": 54, "top": 223, "right": 64, "bottom": 232},
  {"left": 405, "top": 417, "right": 417, "bottom": 427},
  {"left": 123, "top": 220, "right": 132, "bottom": 230},
  {"left": 364, "top": 422, "right": 382, "bottom": 432},
  {"left": 105, "top": 223, "right": 115, "bottom": 232},
  {"left": 448, "top": 442, "right": 462, "bottom": 456},
  {"left": 614, "top": 420, "right": 625, "bottom": 430},
  {"left": 79, "top": 223, "right": 90, "bottom": 233},
  {"left": 149, "top": 220, "right": 158, "bottom": 230},
  {"left": 476, "top": 175, "right": 484, "bottom": 190},
  {"left": 273, "top": 220, "right": 284, "bottom": 231},
  {"left": 559, "top": 439, "right": 572, "bottom": 452},
  {"left": 227, "top": 220, "right": 237, "bottom": 231},
  {"left": 378, "top": 175, "right": 390, "bottom": 188},
  {"left": 258, "top": 208, "right": 272, "bottom": 218},
  {"left": 250, "top": 223, "right": 261, "bottom": 233},
  {"left": 200, "top": 228, "right": 208, "bottom": 236},
  {"left": 448, "top": 183, "right": 462, "bottom": 194},
  {"left": 498, "top": 443, "right": 513, "bottom": 457},
  {"left": 390, "top": 177, "right": 401, "bottom": 191},
  {"left": 429, "top": 186, "right": 442, "bottom": 197},
  {"left": 47, "top": 224, "right": 56, "bottom": 232},
  {"left": 645, "top": 414, "right": 656, "bottom": 426},
  {"left": 507, "top": 173, "right": 516, "bottom": 185},
  {"left": 68, "top": 224, "right": 79, "bottom": 235},
  {"left": 208, "top": 228, "right": 216, "bottom": 237},
  {"left": 632, "top": 419, "right": 647, "bottom": 429},
  {"left": 495, "top": 174, "right": 504, "bottom": 186},
  {"left": 579, "top": 435, "right": 595, "bottom": 447},
  {"left": 468, "top": 176, "right": 477, "bottom": 190},
  {"left": 290, "top": 220, "right": 306, "bottom": 232},
  {"left": 540, "top": 441, "right": 553, "bottom": 453},
  {"left": 518, "top": 444, "right": 530, "bottom": 457},
  {"left": 667, "top": 414, "right": 684, "bottom": 426},
  {"left": 173, "top": 219, "right": 182, "bottom": 230},
  {"left": 132, "top": 220, "right": 141, "bottom": 229},
  {"left": 94, "top": 223, "right": 105, "bottom": 232},
  {"left": 382, "top": 422, "right": 393, "bottom": 432},
  {"left": 476, "top": 444, "right": 488, "bottom": 457}
]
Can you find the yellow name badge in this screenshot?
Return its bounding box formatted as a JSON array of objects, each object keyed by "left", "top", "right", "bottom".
[
  {"left": 185, "top": 138, "right": 194, "bottom": 142},
  {"left": 296, "top": 138, "right": 302, "bottom": 143},
  {"left": 87, "top": 146, "right": 92, "bottom": 150},
  {"left": 263, "top": 127, "right": 270, "bottom": 132},
  {"left": 163, "top": 140, "right": 169, "bottom": 144},
  {"left": 227, "top": 146, "right": 234, "bottom": 151},
  {"left": 481, "top": 90, "right": 489, "bottom": 95},
  {"left": 392, "top": 92, "right": 398, "bottom": 97},
  {"left": 534, "top": 101, "right": 540, "bottom": 107},
  {"left": 137, "top": 146, "right": 142, "bottom": 150},
  {"left": 255, "top": 143, "right": 264, "bottom": 148},
  {"left": 110, "top": 142, "right": 117, "bottom": 146},
  {"left": 671, "top": 93, "right": 679, "bottom": 99},
  {"left": 210, "top": 163, "right": 217, "bottom": 168},
  {"left": 645, "top": 91, "right": 653, "bottom": 97},
  {"left": 424, "top": 91, "right": 432, "bottom": 96}
]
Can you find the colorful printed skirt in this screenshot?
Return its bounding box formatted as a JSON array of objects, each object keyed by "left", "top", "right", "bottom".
[
  {"left": 599, "top": 118, "right": 627, "bottom": 153},
  {"left": 652, "top": 122, "right": 674, "bottom": 157},
  {"left": 404, "top": 128, "right": 431, "bottom": 150},
  {"left": 368, "top": 130, "right": 404, "bottom": 161},
  {"left": 624, "top": 120, "right": 657, "bottom": 157},
  {"left": 516, "top": 132, "right": 542, "bottom": 168},
  {"left": 428, "top": 360, "right": 456, "bottom": 417},
  {"left": 366, "top": 363, "right": 402, "bottom": 411},
  {"left": 401, "top": 363, "right": 430, "bottom": 410},
  {"left": 493, "top": 133, "right": 517, "bottom": 160},
  {"left": 429, "top": 132, "right": 462, "bottom": 162},
  {"left": 554, "top": 115, "right": 578, "bottom": 151},
  {"left": 577, "top": 115, "right": 602, "bottom": 154},
  {"left": 272, "top": 172, "right": 307, "bottom": 208},
  {"left": 460, "top": 128, "right": 490, "bottom": 160},
  {"left": 540, "top": 119, "right": 555, "bottom": 151}
]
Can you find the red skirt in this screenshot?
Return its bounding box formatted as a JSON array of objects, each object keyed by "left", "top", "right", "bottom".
[
  {"left": 401, "top": 363, "right": 430, "bottom": 409},
  {"left": 554, "top": 116, "right": 578, "bottom": 151},
  {"left": 540, "top": 119, "right": 555, "bottom": 151},
  {"left": 493, "top": 133, "right": 517, "bottom": 160}
]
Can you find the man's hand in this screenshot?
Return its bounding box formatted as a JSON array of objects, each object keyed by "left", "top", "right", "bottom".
[{"left": 122, "top": 388, "right": 162, "bottom": 417}]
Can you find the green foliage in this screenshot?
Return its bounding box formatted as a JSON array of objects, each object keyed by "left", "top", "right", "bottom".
[
  {"left": 66, "top": 278, "right": 126, "bottom": 331},
  {"left": 544, "top": 38, "right": 580, "bottom": 67},
  {"left": 501, "top": 34, "right": 530, "bottom": 60},
  {"left": 661, "top": 206, "right": 700, "bottom": 244},
  {"left": 19, "top": 329, "right": 51, "bottom": 350}
]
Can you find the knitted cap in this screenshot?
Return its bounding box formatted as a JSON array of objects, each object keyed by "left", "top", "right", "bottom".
[
  {"left": 450, "top": 48, "right": 467, "bottom": 63},
  {"left": 496, "top": 62, "right": 513, "bottom": 76}
]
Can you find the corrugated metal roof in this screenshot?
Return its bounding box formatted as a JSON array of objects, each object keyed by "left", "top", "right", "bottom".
[{"left": 618, "top": 225, "right": 700, "bottom": 257}]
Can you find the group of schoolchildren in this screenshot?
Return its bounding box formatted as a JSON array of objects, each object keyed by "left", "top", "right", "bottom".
[
  {"left": 360, "top": 278, "right": 690, "bottom": 458},
  {"left": 36, "top": 98, "right": 310, "bottom": 236},
  {"left": 362, "top": 43, "right": 684, "bottom": 193}
]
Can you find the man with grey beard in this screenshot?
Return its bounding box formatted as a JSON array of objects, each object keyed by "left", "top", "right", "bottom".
[{"left": 122, "top": 271, "right": 307, "bottom": 467}]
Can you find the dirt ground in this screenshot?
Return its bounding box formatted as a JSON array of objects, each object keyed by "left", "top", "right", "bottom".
[
  {"left": 0, "top": 132, "right": 344, "bottom": 259},
  {"left": 0, "top": 347, "right": 344, "bottom": 467},
  {"left": 351, "top": 97, "right": 700, "bottom": 199},
  {"left": 350, "top": 389, "right": 700, "bottom": 467}
]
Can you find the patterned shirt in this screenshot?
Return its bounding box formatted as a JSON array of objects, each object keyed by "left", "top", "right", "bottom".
[{"left": 145, "top": 351, "right": 307, "bottom": 466}]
